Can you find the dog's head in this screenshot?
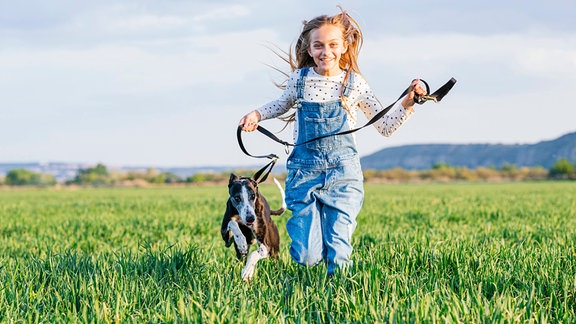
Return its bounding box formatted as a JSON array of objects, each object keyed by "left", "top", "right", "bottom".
[{"left": 228, "top": 173, "right": 259, "bottom": 227}]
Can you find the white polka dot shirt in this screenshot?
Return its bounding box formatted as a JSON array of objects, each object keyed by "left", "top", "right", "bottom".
[{"left": 257, "top": 68, "right": 414, "bottom": 142}]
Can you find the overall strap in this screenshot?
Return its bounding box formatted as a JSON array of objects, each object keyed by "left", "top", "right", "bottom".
[
  {"left": 341, "top": 70, "right": 355, "bottom": 97},
  {"left": 295, "top": 67, "right": 309, "bottom": 100}
]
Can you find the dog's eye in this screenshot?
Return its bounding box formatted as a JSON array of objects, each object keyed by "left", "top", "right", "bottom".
[
  {"left": 234, "top": 196, "right": 241, "bottom": 203},
  {"left": 250, "top": 194, "right": 256, "bottom": 200}
]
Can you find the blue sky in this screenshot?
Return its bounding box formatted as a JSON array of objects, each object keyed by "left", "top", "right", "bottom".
[{"left": 1, "top": 0, "right": 575, "bottom": 167}]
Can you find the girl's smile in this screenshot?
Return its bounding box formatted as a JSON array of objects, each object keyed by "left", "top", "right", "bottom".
[{"left": 308, "top": 24, "right": 347, "bottom": 76}]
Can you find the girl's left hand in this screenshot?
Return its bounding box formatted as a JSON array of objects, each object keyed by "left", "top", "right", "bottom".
[{"left": 401, "top": 79, "right": 427, "bottom": 111}]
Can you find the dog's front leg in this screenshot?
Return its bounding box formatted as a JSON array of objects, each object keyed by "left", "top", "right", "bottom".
[
  {"left": 241, "top": 244, "right": 269, "bottom": 281},
  {"left": 228, "top": 221, "right": 249, "bottom": 256}
]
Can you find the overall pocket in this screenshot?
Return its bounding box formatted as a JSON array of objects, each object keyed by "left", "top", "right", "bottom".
[{"left": 304, "top": 115, "right": 343, "bottom": 152}]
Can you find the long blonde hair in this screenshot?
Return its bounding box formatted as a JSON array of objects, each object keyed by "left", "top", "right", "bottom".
[{"left": 275, "top": 7, "right": 364, "bottom": 124}]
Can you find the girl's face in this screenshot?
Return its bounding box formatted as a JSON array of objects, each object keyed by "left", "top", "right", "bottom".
[{"left": 308, "top": 24, "right": 347, "bottom": 76}]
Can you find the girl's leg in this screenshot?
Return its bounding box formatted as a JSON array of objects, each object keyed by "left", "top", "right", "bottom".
[
  {"left": 285, "top": 168, "right": 325, "bottom": 267},
  {"left": 320, "top": 163, "right": 364, "bottom": 275}
]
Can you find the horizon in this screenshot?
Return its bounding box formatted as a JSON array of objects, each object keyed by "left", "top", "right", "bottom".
[{"left": 1, "top": 130, "right": 574, "bottom": 168}]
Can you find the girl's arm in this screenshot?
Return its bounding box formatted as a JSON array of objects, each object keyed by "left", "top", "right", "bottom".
[
  {"left": 240, "top": 70, "right": 299, "bottom": 132},
  {"left": 355, "top": 76, "right": 417, "bottom": 137},
  {"left": 256, "top": 70, "right": 299, "bottom": 120}
]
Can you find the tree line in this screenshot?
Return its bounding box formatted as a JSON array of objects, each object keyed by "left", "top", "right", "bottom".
[{"left": 1, "top": 159, "right": 575, "bottom": 187}]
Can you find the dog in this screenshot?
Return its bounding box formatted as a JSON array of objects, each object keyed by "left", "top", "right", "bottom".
[{"left": 221, "top": 173, "right": 286, "bottom": 281}]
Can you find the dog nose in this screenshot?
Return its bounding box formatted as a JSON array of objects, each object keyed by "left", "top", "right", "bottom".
[{"left": 246, "top": 215, "right": 255, "bottom": 223}]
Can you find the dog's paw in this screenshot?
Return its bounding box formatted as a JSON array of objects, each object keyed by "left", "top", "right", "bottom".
[
  {"left": 237, "top": 243, "right": 249, "bottom": 256},
  {"left": 241, "top": 265, "right": 255, "bottom": 282},
  {"left": 232, "top": 235, "right": 249, "bottom": 256},
  {"left": 228, "top": 221, "right": 249, "bottom": 253},
  {"left": 241, "top": 252, "right": 256, "bottom": 281}
]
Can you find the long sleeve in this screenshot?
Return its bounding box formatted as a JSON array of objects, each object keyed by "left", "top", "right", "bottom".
[
  {"left": 351, "top": 75, "right": 414, "bottom": 137},
  {"left": 257, "top": 71, "right": 299, "bottom": 121}
]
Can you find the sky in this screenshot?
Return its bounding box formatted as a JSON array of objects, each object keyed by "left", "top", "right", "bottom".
[{"left": 1, "top": 0, "right": 575, "bottom": 168}]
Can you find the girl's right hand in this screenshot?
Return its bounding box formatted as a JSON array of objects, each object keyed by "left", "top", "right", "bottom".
[
  {"left": 239, "top": 110, "right": 261, "bottom": 132},
  {"left": 401, "top": 79, "right": 427, "bottom": 112}
]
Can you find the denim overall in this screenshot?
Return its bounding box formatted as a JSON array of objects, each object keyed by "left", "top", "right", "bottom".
[{"left": 285, "top": 67, "right": 364, "bottom": 275}]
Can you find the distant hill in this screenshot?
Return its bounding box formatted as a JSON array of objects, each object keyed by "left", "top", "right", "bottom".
[
  {"left": 360, "top": 132, "right": 576, "bottom": 170},
  {"left": 2, "top": 132, "right": 575, "bottom": 181}
]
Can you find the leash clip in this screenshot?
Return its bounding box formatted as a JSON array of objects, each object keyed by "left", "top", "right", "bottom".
[
  {"left": 413, "top": 79, "right": 434, "bottom": 105},
  {"left": 415, "top": 95, "right": 438, "bottom": 105}
]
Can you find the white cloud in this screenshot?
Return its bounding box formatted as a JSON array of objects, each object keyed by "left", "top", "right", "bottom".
[
  {"left": 366, "top": 32, "right": 576, "bottom": 74},
  {"left": 101, "top": 14, "right": 188, "bottom": 32},
  {"left": 0, "top": 28, "right": 280, "bottom": 97},
  {"left": 71, "top": 4, "right": 250, "bottom": 34},
  {"left": 516, "top": 46, "right": 576, "bottom": 78},
  {"left": 359, "top": 31, "right": 576, "bottom": 100},
  {"left": 189, "top": 4, "right": 250, "bottom": 23}
]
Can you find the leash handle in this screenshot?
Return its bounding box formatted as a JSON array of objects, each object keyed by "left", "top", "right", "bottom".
[{"left": 429, "top": 77, "right": 457, "bottom": 102}]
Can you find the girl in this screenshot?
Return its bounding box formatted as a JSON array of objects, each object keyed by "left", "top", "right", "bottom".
[{"left": 239, "top": 8, "right": 426, "bottom": 276}]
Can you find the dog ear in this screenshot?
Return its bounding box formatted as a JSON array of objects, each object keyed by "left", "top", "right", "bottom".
[
  {"left": 249, "top": 178, "right": 259, "bottom": 189},
  {"left": 229, "top": 173, "right": 239, "bottom": 187}
]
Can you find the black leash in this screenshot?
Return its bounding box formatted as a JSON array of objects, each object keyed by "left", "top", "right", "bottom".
[
  {"left": 251, "top": 158, "right": 277, "bottom": 184},
  {"left": 238, "top": 78, "right": 457, "bottom": 178},
  {"left": 237, "top": 127, "right": 280, "bottom": 184}
]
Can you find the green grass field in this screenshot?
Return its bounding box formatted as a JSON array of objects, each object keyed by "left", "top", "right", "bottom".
[{"left": 1, "top": 182, "right": 575, "bottom": 322}]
